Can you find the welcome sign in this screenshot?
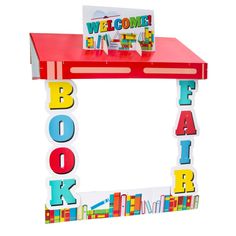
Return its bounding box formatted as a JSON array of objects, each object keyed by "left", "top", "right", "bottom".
[{"left": 83, "top": 6, "right": 155, "bottom": 51}]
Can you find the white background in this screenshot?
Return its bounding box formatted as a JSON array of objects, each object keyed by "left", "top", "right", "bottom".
[{"left": 0, "top": 0, "right": 235, "bottom": 235}]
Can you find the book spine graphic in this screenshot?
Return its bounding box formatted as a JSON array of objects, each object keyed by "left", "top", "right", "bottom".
[{"left": 45, "top": 194, "right": 199, "bottom": 223}]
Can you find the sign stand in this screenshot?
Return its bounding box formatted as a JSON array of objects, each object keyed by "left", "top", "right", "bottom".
[{"left": 30, "top": 16, "right": 207, "bottom": 224}]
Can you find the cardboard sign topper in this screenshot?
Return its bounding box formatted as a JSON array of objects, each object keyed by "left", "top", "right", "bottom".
[{"left": 83, "top": 6, "right": 155, "bottom": 51}]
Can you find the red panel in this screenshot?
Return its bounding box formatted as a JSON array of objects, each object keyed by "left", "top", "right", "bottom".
[{"left": 30, "top": 33, "right": 207, "bottom": 80}]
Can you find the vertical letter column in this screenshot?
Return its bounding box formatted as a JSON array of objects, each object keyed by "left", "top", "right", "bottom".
[
  {"left": 46, "top": 81, "right": 79, "bottom": 209},
  {"left": 172, "top": 80, "right": 198, "bottom": 196}
]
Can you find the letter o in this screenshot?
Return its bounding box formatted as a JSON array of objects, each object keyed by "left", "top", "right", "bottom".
[
  {"left": 122, "top": 18, "right": 130, "bottom": 29},
  {"left": 49, "top": 147, "right": 75, "bottom": 174},
  {"left": 49, "top": 115, "right": 75, "bottom": 142}
]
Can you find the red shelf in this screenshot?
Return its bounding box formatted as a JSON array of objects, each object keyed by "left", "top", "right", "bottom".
[{"left": 30, "top": 33, "right": 207, "bottom": 80}]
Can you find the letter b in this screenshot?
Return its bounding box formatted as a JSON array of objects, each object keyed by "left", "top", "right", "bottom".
[{"left": 48, "top": 82, "right": 74, "bottom": 109}]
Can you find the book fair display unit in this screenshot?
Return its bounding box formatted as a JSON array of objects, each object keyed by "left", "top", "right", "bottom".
[{"left": 30, "top": 7, "right": 207, "bottom": 224}]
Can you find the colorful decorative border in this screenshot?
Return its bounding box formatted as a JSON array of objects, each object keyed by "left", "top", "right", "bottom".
[
  {"left": 45, "top": 192, "right": 199, "bottom": 223},
  {"left": 44, "top": 79, "right": 200, "bottom": 223}
]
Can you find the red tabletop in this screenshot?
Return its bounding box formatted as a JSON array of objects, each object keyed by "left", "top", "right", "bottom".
[{"left": 30, "top": 33, "right": 207, "bottom": 80}]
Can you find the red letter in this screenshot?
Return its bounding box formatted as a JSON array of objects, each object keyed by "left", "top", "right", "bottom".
[
  {"left": 107, "top": 20, "right": 114, "bottom": 31},
  {"left": 49, "top": 147, "right": 75, "bottom": 174},
  {"left": 175, "top": 111, "right": 197, "bottom": 136}
]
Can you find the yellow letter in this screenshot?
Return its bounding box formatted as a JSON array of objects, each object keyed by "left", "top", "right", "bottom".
[
  {"left": 48, "top": 82, "right": 74, "bottom": 109},
  {"left": 100, "top": 21, "right": 107, "bottom": 32},
  {"left": 173, "top": 169, "right": 195, "bottom": 194}
]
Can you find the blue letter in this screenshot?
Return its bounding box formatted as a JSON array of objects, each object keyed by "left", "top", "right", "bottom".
[
  {"left": 141, "top": 15, "right": 148, "bottom": 26},
  {"left": 50, "top": 179, "right": 77, "bottom": 206},
  {"left": 179, "top": 140, "right": 191, "bottom": 164},
  {"left": 49, "top": 115, "right": 75, "bottom": 142},
  {"left": 179, "top": 80, "right": 196, "bottom": 105},
  {"left": 86, "top": 21, "right": 100, "bottom": 34}
]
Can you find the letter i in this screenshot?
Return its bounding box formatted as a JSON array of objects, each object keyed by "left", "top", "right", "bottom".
[{"left": 179, "top": 140, "right": 191, "bottom": 164}]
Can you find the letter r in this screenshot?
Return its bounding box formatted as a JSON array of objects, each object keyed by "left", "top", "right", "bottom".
[{"left": 173, "top": 169, "right": 195, "bottom": 194}]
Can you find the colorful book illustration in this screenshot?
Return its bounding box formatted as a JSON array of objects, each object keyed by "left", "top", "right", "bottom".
[
  {"left": 155, "top": 200, "right": 161, "bottom": 213},
  {"left": 121, "top": 194, "right": 127, "bottom": 216},
  {"left": 186, "top": 196, "right": 192, "bottom": 210},
  {"left": 152, "top": 202, "right": 157, "bottom": 213},
  {"left": 190, "top": 196, "right": 195, "bottom": 209},
  {"left": 134, "top": 194, "right": 142, "bottom": 215},
  {"left": 45, "top": 208, "right": 50, "bottom": 224},
  {"left": 113, "top": 192, "right": 121, "bottom": 217},
  {"left": 194, "top": 195, "right": 199, "bottom": 209},
  {"left": 141, "top": 199, "right": 145, "bottom": 214},
  {"left": 96, "top": 35, "right": 102, "bottom": 49},
  {"left": 130, "top": 196, "right": 135, "bottom": 215},
  {"left": 182, "top": 196, "right": 188, "bottom": 210},
  {"left": 109, "top": 194, "right": 114, "bottom": 217},
  {"left": 126, "top": 195, "right": 131, "bottom": 216},
  {"left": 54, "top": 210, "right": 60, "bottom": 223},
  {"left": 86, "top": 37, "right": 94, "bottom": 49},
  {"left": 169, "top": 196, "right": 175, "bottom": 212},
  {"left": 65, "top": 209, "right": 70, "bottom": 221},
  {"left": 173, "top": 197, "right": 178, "bottom": 211},
  {"left": 177, "top": 196, "right": 183, "bottom": 211},
  {"left": 45, "top": 192, "right": 199, "bottom": 223},
  {"left": 60, "top": 209, "right": 65, "bottom": 222},
  {"left": 87, "top": 209, "right": 109, "bottom": 219},
  {"left": 164, "top": 195, "right": 170, "bottom": 212},
  {"left": 49, "top": 209, "right": 54, "bottom": 223},
  {"left": 146, "top": 200, "right": 153, "bottom": 214},
  {"left": 70, "top": 208, "right": 77, "bottom": 221},
  {"left": 159, "top": 195, "right": 165, "bottom": 213},
  {"left": 45, "top": 207, "right": 77, "bottom": 223}
]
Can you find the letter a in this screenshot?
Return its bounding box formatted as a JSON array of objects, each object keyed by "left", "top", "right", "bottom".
[{"left": 175, "top": 111, "right": 197, "bottom": 136}]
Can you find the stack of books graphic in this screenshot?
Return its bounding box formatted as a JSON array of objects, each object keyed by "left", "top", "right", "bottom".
[
  {"left": 163, "top": 195, "right": 199, "bottom": 212},
  {"left": 109, "top": 192, "right": 142, "bottom": 217},
  {"left": 45, "top": 207, "right": 77, "bottom": 223},
  {"left": 45, "top": 194, "right": 199, "bottom": 223}
]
